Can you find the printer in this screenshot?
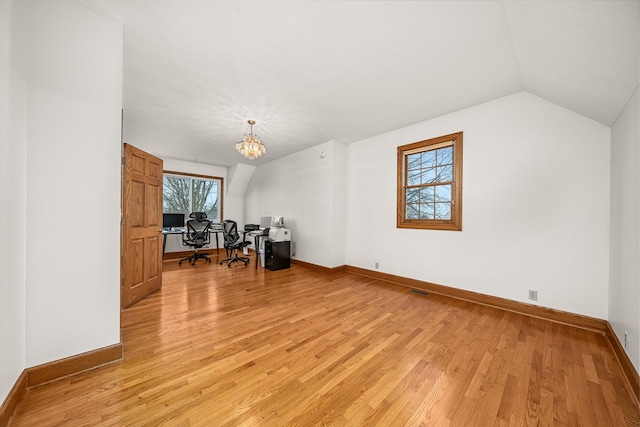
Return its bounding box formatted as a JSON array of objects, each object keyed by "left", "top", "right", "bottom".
[{"left": 269, "top": 227, "right": 291, "bottom": 242}]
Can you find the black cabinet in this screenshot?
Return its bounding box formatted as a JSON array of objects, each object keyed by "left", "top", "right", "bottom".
[{"left": 265, "top": 240, "right": 290, "bottom": 271}]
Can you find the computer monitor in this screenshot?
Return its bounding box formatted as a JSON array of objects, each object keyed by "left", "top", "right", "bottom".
[
  {"left": 259, "top": 216, "right": 272, "bottom": 229},
  {"left": 271, "top": 216, "right": 284, "bottom": 228},
  {"left": 163, "top": 213, "right": 185, "bottom": 229}
]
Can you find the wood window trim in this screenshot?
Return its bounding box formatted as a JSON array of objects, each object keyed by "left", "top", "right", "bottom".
[
  {"left": 164, "top": 170, "right": 224, "bottom": 182},
  {"left": 397, "top": 131, "right": 463, "bottom": 231}
]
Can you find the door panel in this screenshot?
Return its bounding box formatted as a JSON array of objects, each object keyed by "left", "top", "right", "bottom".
[{"left": 122, "top": 143, "right": 163, "bottom": 308}]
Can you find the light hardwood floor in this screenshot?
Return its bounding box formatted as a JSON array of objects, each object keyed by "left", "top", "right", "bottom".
[{"left": 10, "top": 255, "right": 640, "bottom": 426}]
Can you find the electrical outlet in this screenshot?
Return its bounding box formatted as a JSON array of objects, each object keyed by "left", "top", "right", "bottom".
[
  {"left": 375, "top": 262, "right": 379, "bottom": 270},
  {"left": 624, "top": 331, "right": 629, "bottom": 350},
  {"left": 528, "top": 290, "right": 538, "bottom": 301}
]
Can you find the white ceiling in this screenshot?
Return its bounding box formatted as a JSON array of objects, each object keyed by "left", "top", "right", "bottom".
[{"left": 89, "top": 0, "right": 639, "bottom": 167}]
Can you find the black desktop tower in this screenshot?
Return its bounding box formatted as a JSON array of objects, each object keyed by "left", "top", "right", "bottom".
[{"left": 264, "top": 240, "right": 290, "bottom": 271}]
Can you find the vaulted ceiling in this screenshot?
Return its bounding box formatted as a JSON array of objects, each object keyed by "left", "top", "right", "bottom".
[{"left": 90, "top": 0, "right": 639, "bottom": 167}]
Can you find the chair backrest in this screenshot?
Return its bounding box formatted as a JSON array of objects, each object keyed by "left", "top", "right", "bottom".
[
  {"left": 221, "top": 220, "right": 240, "bottom": 247},
  {"left": 185, "top": 213, "right": 211, "bottom": 248},
  {"left": 190, "top": 211, "right": 208, "bottom": 221}
]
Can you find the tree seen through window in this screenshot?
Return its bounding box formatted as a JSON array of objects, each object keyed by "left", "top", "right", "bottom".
[{"left": 163, "top": 173, "right": 222, "bottom": 223}]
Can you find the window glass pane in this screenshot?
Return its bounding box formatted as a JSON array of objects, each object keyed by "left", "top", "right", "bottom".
[
  {"left": 192, "top": 179, "right": 220, "bottom": 221},
  {"left": 420, "top": 186, "right": 434, "bottom": 203},
  {"left": 406, "top": 188, "right": 419, "bottom": 203},
  {"left": 163, "top": 176, "right": 190, "bottom": 216},
  {"left": 407, "top": 153, "right": 421, "bottom": 170},
  {"left": 435, "top": 184, "right": 451, "bottom": 202},
  {"left": 437, "top": 146, "right": 453, "bottom": 165},
  {"left": 163, "top": 175, "right": 222, "bottom": 223},
  {"left": 437, "top": 165, "right": 453, "bottom": 182},
  {"left": 422, "top": 167, "right": 436, "bottom": 184},
  {"left": 407, "top": 169, "right": 421, "bottom": 186},
  {"left": 435, "top": 202, "right": 451, "bottom": 220},
  {"left": 422, "top": 150, "right": 436, "bottom": 168},
  {"left": 420, "top": 203, "right": 434, "bottom": 219},
  {"left": 406, "top": 203, "right": 419, "bottom": 219}
]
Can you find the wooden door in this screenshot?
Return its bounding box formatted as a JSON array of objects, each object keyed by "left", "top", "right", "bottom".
[{"left": 121, "top": 143, "right": 163, "bottom": 308}]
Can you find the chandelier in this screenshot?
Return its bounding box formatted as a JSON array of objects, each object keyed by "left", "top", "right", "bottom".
[{"left": 235, "top": 119, "right": 266, "bottom": 160}]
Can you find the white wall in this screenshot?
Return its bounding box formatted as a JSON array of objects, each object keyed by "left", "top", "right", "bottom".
[
  {"left": 223, "top": 163, "right": 251, "bottom": 227},
  {"left": 245, "top": 141, "right": 347, "bottom": 267},
  {"left": 346, "top": 92, "right": 611, "bottom": 319},
  {"left": 0, "top": 0, "right": 27, "bottom": 403},
  {"left": 610, "top": 86, "right": 640, "bottom": 371},
  {"left": 25, "top": 0, "right": 122, "bottom": 366},
  {"left": 329, "top": 142, "right": 347, "bottom": 267}
]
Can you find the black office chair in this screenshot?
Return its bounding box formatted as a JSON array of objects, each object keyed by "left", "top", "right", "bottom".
[
  {"left": 219, "top": 219, "right": 251, "bottom": 267},
  {"left": 179, "top": 212, "right": 212, "bottom": 266}
]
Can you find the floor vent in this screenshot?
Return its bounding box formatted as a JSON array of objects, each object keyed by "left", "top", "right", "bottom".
[{"left": 410, "top": 289, "right": 430, "bottom": 297}]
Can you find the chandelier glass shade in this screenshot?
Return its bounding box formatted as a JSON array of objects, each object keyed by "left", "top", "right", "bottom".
[{"left": 235, "top": 119, "right": 266, "bottom": 160}]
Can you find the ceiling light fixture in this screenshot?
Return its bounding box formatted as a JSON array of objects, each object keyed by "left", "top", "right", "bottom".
[{"left": 235, "top": 119, "right": 266, "bottom": 160}]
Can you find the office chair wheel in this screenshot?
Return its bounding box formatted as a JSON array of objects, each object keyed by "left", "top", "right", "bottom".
[{"left": 180, "top": 252, "right": 211, "bottom": 266}]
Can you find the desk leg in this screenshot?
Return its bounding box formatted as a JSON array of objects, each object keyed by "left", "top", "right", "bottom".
[
  {"left": 162, "top": 233, "right": 167, "bottom": 259},
  {"left": 215, "top": 232, "right": 219, "bottom": 254},
  {"left": 255, "top": 235, "right": 260, "bottom": 269}
]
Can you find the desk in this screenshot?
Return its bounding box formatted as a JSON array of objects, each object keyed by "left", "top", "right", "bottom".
[
  {"left": 209, "top": 224, "right": 224, "bottom": 253},
  {"left": 162, "top": 228, "right": 184, "bottom": 258},
  {"left": 246, "top": 230, "right": 269, "bottom": 269},
  {"left": 162, "top": 226, "right": 224, "bottom": 259}
]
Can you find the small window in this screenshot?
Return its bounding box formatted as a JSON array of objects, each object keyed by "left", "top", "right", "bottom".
[
  {"left": 163, "top": 171, "right": 223, "bottom": 223},
  {"left": 397, "top": 132, "right": 462, "bottom": 230}
]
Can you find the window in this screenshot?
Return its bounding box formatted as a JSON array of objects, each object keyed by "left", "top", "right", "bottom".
[
  {"left": 163, "top": 171, "right": 223, "bottom": 223},
  {"left": 397, "top": 132, "right": 462, "bottom": 230}
]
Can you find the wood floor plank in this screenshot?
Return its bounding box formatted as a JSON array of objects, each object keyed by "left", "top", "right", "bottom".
[{"left": 9, "top": 258, "right": 640, "bottom": 426}]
